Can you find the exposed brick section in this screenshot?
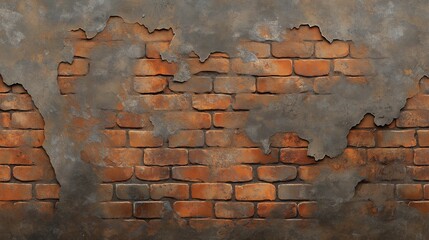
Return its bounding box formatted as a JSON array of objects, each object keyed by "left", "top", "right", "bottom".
[
  {"left": 189, "top": 148, "right": 278, "bottom": 165},
  {"left": 172, "top": 166, "right": 209, "bottom": 182},
  {"left": 334, "top": 59, "right": 374, "bottom": 76},
  {"left": 231, "top": 59, "right": 292, "bottom": 76},
  {"left": 192, "top": 94, "right": 231, "bottom": 110},
  {"left": 413, "top": 149, "right": 429, "bottom": 165},
  {"left": 347, "top": 129, "right": 375, "bottom": 147},
  {"left": 188, "top": 58, "right": 229, "bottom": 74},
  {"left": 257, "top": 166, "right": 297, "bottom": 182},
  {"left": 58, "top": 59, "right": 89, "bottom": 76},
  {"left": 144, "top": 148, "right": 188, "bottom": 166},
  {"left": 173, "top": 201, "right": 213, "bottom": 218},
  {"left": 257, "top": 202, "right": 297, "bottom": 218},
  {"left": 215, "top": 202, "right": 254, "bottom": 218},
  {"left": 257, "top": 77, "right": 312, "bottom": 94},
  {"left": 214, "top": 165, "right": 253, "bottom": 182},
  {"left": 375, "top": 130, "right": 416, "bottom": 147},
  {"left": 169, "top": 77, "right": 212, "bottom": 93},
  {"left": 146, "top": 42, "right": 170, "bottom": 58},
  {"left": 191, "top": 183, "right": 233, "bottom": 200},
  {"left": 280, "top": 148, "right": 316, "bottom": 165},
  {"left": 396, "top": 184, "right": 423, "bottom": 200},
  {"left": 235, "top": 183, "right": 276, "bottom": 201},
  {"left": 134, "top": 59, "right": 177, "bottom": 76},
  {"left": 294, "top": 60, "right": 330, "bottom": 77},
  {"left": 298, "top": 202, "right": 318, "bottom": 218},
  {"left": 0, "top": 183, "right": 32, "bottom": 200},
  {"left": 315, "top": 41, "right": 349, "bottom": 58},
  {"left": 213, "top": 112, "right": 248, "bottom": 128},
  {"left": 101, "top": 167, "right": 133, "bottom": 182},
  {"left": 214, "top": 76, "right": 256, "bottom": 93},
  {"left": 134, "top": 77, "right": 167, "bottom": 93},
  {"left": 129, "top": 131, "right": 163, "bottom": 147},
  {"left": 135, "top": 166, "right": 169, "bottom": 181},
  {"left": 150, "top": 183, "right": 189, "bottom": 200},
  {"left": 134, "top": 201, "right": 168, "bottom": 219},
  {"left": 272, "top": 42, "right": 313, "bottom": 58}
]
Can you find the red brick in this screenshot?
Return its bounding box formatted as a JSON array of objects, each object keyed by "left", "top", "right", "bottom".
[
  {"left": 168, "top": 76, "right": 212, "bottom": 93},
  {"left": 214, "top": 76, "right": 256, "bottom": 93},
  {"left": 214, "top": 165, "right": 253, "bottom": 182},
  {"left": 294, "top": 60, "right": 330, "bottom": 77},
  {"left": 231, "top": 59, "right": 292, "bottom": 76},
  {"left": 205, "top": 130, "right": 232, "bottom": 147},
  {"left": 298, "top": 166, "right": 322, "bottom": 182},
  {"left": 232, "top": 93, "right": 280, "bottom": 110},
  {"left": 334, "top": 59, "right": 374, "bottom": 76},
  {"left": 188, "top": 58, "right": 229, "bottom": 74},
  {"left": 367, "top": 148, "right": 413, "bottom": 164},
  {"left": 133, "top": 77, "right": 167, "bottom": 93},
  {"left": 347, "top": 129, "right": 375, "bottom": 147},
  {"left": 0, "top": 94, "right": 33, "bottom": 110},
  {"left": 315, "top": 41, "right": 349, "bottom": 58},
  {"left": 150, "top": 183, "right": 189, "bottom": 200},
  {"left": 11, "top": 112, "right": 44, "bottom": 129},
  {"left": 257, "top": 166, "right": 297, "bottom": 182},
  {"left": 172, "top": 166, "right": 209, "bottom": 182},
  {"left": 272, "top": 42, "right": 313, "bottom": 58},
  {"left": 156, "top": 112, "right": 211, "bottom": 130},
  {"left": 0, "top": 183, "right": 32, "bottom": 200},
  {"left": 0, "top": 165, "right": 10, "bottom": 181},
  {"left": 104, "top": 148, "right": 142, "bottom": 166},
  {"left": 101, "top": 166, "right": 133, "bottom": 182},
  {"left": 404, "top": 95, "right": 429, "bottom": 110},
  {"left": 134, "top": 201, "right": 168, "bottom": 218},
  {"left": 280, "top": 148, "right": 316, "bottom": 165},
  {"left": 116, "top": 112, "right": 152, "bottom": 128},
  {"left": 189, "top": 148, "right": 278, "bottom": 165},
  {"left": 236, "top": 183, "right": 276, "bottom": 201},
  {"left": 97, "top": 184, "right": 113, "bottom": 201},
  {"left": 238, "top": 41, "right": 270, "bottom": 58},
  {"left": 102, "top": 130, "right": 126, "bottom": 147},
  {"left": 168, "top": 130, "right": 204, "bottom": 147},
  {"left": 375, "top": 130, "right": 416, "bottom": 147},
  {"left": 134, "top": 59, "right": 177, "bottom": 75},
  {"left": 99, "top": 202, "right": 132, "bottom": 219},
  {"left": 418, "top": 130, "right": 429, "bottom": 147},
  {"left": 0, "top": 148, "right": 39, "bottom": 165},
  {"left": 0, "top": 77, "right": 10, "bottom": 92},
  {"left": 215, "top": 202, "right": 254, "bottom": 218},
  {"left": 414, "top": 148, "right": 429, "bottom": 165},
  {"left": 213, "top": 112, "right": 248, "bottom": 128},
  {"left": 396, "top": 184, "right": 422, "bottom": 200},
  {"left": 116, "top": 184, "right": 150, "bottom": 200},
  {"left": 144, "top": 148, "right": 187, "bottom": 166},
  {"left": 146, "top": 42, "right": 170, "bottom": 58},
  {"left": 35, "top": 184, "right": 60, "bottom": 199},
  {"left": 129, "top": 131, "right": 163, "bottom": 147},
  {"left": 397, "top": 110, "right": 429, "bottom": 127},
  {"left": 13, "top": 166, "right": 54, "bottom": 181},
  {"left": 408, "top": 201, "right": 429, "bottom": 214},
  {"left": 191, "top": 183, "right": 232, "bottom": 200},
  {"left": 232, "top": 131, "right": 259, "bottom": 147},
  {"left": 278, "top": 184, "right": 313, "bottom": 200},
  {"left": 0, "top": 112, "right": 10, "bottom": 128},
  {"left": 284, "top": 26, "right": 323, "bottom": 41},
  {"left": 137, "top": 95, "right": 191, "bottom": 111},
  {"left": 192, "top": 94, "right": 231, "bottom": 110},
  {"left": 257, "top": 202, "right": 297, "bottom": 218},
  {"left": 0, "top": 130, "right": 44, "bottom": 147},
  {"left": 355, "top": 114, "right": 376, "bottom": 128},
  {"left": 133, "top": 26, "right": 174, "bottom": 42},
  {"left": 11, "top": 85, "right": 26, "bottom": 94},
  {"left": 410, "top": 167, "right": 429, "bottom": 181},
  {"left": 298, "top": 202, "right": 318, "bottom": 218},
  {"left": 270, "top": 132, "right": 308, "bottom": 147},
  {"left": 135, "top": 166, "right": 169, "bottom": 181},
  {"left": 173, "top": 201, "right": 213, "bottom": 218},
  {"left": 257, "top": 77, "right": 312, "bottom": 94},
  {"left": 58, "top": 59, "right": 89, "bottom": 76},
  {"left": 424, "top": 185, "right": 429, "bottom": 199}
]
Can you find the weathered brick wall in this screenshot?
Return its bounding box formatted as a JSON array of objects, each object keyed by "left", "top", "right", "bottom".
[{"left": 1, "top": 17, "right": 429, "bottom": 234}]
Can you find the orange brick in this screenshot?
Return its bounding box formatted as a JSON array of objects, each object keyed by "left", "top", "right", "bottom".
[
  {"left": 347, "top": 129, "right": 375, "bottom": 147},
  {"left": 0, "top": 183, "right": 32, "bottom": 200},
  {"left": 168, "top": 130, "right": 204, "bottom": 147},
  {"left": 100, "top": 166, "right": 133, "bottom": 182},
  {"left": 150, "top": 183, "right": 189, "bottom": 200},
  {"left": 189, "top": 148, "right": 278, "bottom": 165},
  {"left": 0, "top": 94, "right": 33, "bottom": 110},
  {"left": 231, "top": 59, "right": 292, "bottom": 76},
  {"left": 35, "top": 184, "right": 60, "bottom": 199},
  {"left": 188, "top": 58, "right": 229, "bottom": 74},
  {"left": 424, "top": 185, "right": 429, "bottom": 199},
  {"left": 232, "top": 93, "right": 280, "bottom": 110},
  {"left": 0, "top": 112, "right": 10, "bottom": 128},
  {"left": 0, "top": 165, "right": 11, "bottom": 181},
  {"left": 231, "top": 131, "right": 259, "bottom": 147},
  {"left": 205, "top": 130, "right": 233, "bottom": 147},
  {"left": 238, "top": 41, "right": 270, "bottom": 58},
  {"left": 191, "top": 183, "right": 232, "bottom": 200},
  {"left": 214, "top": 165, "right": 253, "bottom": 182},
  {"left": 272, "top": 42, "right": 313, "bottom": 58},
  {"left": 134, "top": 59, "right": 177, "bottom": 75},
  {"left": 135, "top": 166, "right": 169, "bottom": 181},
  {"left": 294, "top": 60, "right": 330, "bottom": 77},
  {"left": 172, "top": 166, "right": 209, "bottom": 182},
  {"left": 169, "top": 76, "right": 212, "bottom": 93},
  {"left": 11, "top": 112, "right": 44, "bottom": 129},
  {"left": 214, "top": 76, "right": 256, "bottom": 93},
  {"left": 0, "top": 148, "right": 37, "bottom": 165},
  {"left": 104, "top": 148, "right": 142, "bottom": 166},
  {"left": 334, "top": 59, "right": 374, "bottom": 76},
  {"left": 355, "top": 114, "right": 376, "bottom": 128},
  {"left": 280, "top": 148, "right": 316, "bottom": 165},
  {"left": 257, "top": 166, "right": 297, "bottom": 182},
  {"left": 192, "top": 94, "right": 231, "bottom": 110},
  {"left": 404, "top": 95, "right": 429, "bottom": 110},
  {"left": 298, "top": 202, "right": 318, "bottom": 218},
  {"left": 419, "top": 130, "right": 429, "bottom": 147},
  {"left": 102, "top": 130, "right": 126, "bottom": 147},
  {"left": 298, "top": 166, "right": 322, "bottom": 182},
  {"left": 375, "top": 130, "right": 416, "bottom": 147},
  {"left": 13, "top": 166, "right": 54, "bottom": 181},
  {"left": 134, "top": 201, "right": 168, "bottom": 218},
  {"left": 235, "top": 183, "right": 276, "bottom": 201},
  {"left": 146, "top": 42, "right": 170, "bottom": 58},
  {"left": 315, "top": 41, "right": 349, "bottom": 58},
  {"left": 284, "top": 26, "right": 323, "bottom": 41},
  {"left": 215, "top": 202, "right": 254, "bottom": 218},
  {"left": 257, "top": 77, "right": 312, "bottom": 94},
  {"left": 116, "top": 112, "right": 151, "bottom": 128},
  {"left": 129, "top": 131, "right": 163, "bottom": 147},
  {"left": 0, "top": 130, "right": 44, "bottom": 147},
  {"left": 257, "top": 202, "right": 297, "bottom": 218},
  {"left": 99, "top": 202, "right": 132, "bottom": 219},
  {"left": 396, "top": 184, "right": 422, "bottom": 200},
  {"left": 0, "top": 77, "right": 11, "bottom": 92},
  {"left": 133, "top": 77, "right": 167, "bottom": 93},
  {"left": 408, "top": 201, "right": 429, "bottom": 214},
  {"left": 144, "top": 148, "right": 187, "bottom": 166},
  {"left": 270, "top": 132, "right": 308, "bottom": 147},
  {"left": 58, "top": 59, "right": 89, "bottom": 76},
  {"left": 367, "top": 148, "right": 413, "bottom": 164},
  {"left": 397, "top": 110, "right": 429, "bottom": 127},
  {"left": 414, "top": 149, "right": 429, "bottom": 165},
  {"left": 173, "top": 201, "right": 213, "bottom": 218},
  {"left": 213, "top": 112, "right": 248, "bottom": 128}
]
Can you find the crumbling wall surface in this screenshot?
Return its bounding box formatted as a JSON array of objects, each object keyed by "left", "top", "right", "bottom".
[{"left": 0, "top": 0, "right": 428, "bottom": 239}]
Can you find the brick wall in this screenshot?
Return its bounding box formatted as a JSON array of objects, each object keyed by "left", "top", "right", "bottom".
[{"left": 1, "top": 17, "right": 429, "bottom": 232}]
